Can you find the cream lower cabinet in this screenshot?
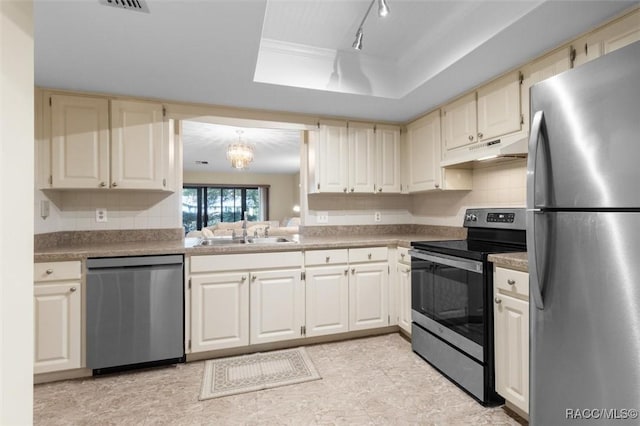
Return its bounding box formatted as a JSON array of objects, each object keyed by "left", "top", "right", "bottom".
[
  {"left": 190, "top": 272, "right": 249, "bottom": 352},
  {"left": 250, "top": 269, "right": 304, "bottom": 344},
  {"left": 348, "top": 247, "right": 389, "bottom": 331},
  {"left": 304, "top": 265, "right": 349, "bottom": 338},
  {"left": 493, "top": 266, "right": 529, "bottom": 415},
  {"left": 34, "top": 261, "right": 82, "bottom": 374},
  {"left": 396, "top": 247, "right": 412, "bottom": 335},
  {"left": 189, "top": 252, "right": 303, "bottom": 353}
]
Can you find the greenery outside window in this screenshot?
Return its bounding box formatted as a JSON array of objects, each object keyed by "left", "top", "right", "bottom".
[{"left": 182, "top": 185, "right": 269, "bottom": 233}]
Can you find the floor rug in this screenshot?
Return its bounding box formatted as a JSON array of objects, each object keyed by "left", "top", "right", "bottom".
[{"left": 199, "top": 347, "right": 321, "bottom": 400}]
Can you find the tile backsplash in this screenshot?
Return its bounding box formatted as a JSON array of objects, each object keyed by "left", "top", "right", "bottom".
[{"left": 34, "top": 189, "right": 181, "bottom": 234}]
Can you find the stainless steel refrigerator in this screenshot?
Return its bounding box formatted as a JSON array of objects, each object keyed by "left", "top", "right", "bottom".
[{"left": 527, "top": 41, "right": 640, "bottom": 424}]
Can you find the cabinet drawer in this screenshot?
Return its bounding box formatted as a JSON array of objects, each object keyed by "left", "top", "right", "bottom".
[
  {"left": 34, "top": 261, "right": 82, "bottom": 282},
  {"left": 397, "top": 246, "right": 410, "bottom": 265},
  {"left": 349, "top": 247, "right": 388, "bottom": 263},
  {"left": 191, "top": 251, "right": 303, "bottom": 273},
  {"left": 495, "top": 266, "right": 529, "bottom": 298},
  {"left": 305, "top": 249, "right": 348, "bottom": 266}
]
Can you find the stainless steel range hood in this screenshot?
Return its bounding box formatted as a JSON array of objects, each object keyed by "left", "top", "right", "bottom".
[{"left": 440, "top": 131, "right": 528, "bottom": 167}]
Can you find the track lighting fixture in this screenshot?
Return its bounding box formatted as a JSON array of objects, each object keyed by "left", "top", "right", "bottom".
[{"left": 352, "top": 0, "right": 390, "bottom": 51}]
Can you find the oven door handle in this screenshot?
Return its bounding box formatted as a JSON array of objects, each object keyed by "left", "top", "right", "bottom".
[{"left": 408, "top": 249, "right": 483, "bottom": 274}]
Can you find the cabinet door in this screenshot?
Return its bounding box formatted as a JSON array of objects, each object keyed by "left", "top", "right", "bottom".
[
  {"left": 110, "top": 100, "right": 166, "bottom": 190},
  {"left": 375, "top": 126, "right": 401, "bottom": 193},
  {"left": 305, "top": 265, "right": 349, "bottom": 337},
  {"left": 522, "top": 48, "right": 571, "bottom": 131},
  {"left": 34, "top": 282, "right": 81, "bottom": 374},
  {"left": 250, "top": 269, "right": 304, "bottom": 344},
  {"left": 348, "top": 123, "right": 375, "bottom": 193},
  {"left": 349, "top": 263, "right": 389, "bottom": 331},
  {"left": 50, "top": 94, "right": 110, "bottom": 189},
  {"left": 190, "top": 272, "right": 249, "bottom": 352},
  {"left": 494, "top": 293, "right": 529, "bottom": 414},
  {"left": 397, "top": 264, "right": 412, "bottom": 335},
  {"left": 407, "top": 110, "right": 441, "bottom": 192},
  {"left": 442, "top": 93, "right": 477, "bottom": 151},
  {"left": 318, "top": 123, "right": 349, "bottom": 193},
  {"left": 477, "top": 71, "right": 521, "bottom": 141}
]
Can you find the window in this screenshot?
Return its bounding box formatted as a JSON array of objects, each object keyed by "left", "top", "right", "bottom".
[{"left": 182, "top": 185, "right": 269, "bottom": 233}]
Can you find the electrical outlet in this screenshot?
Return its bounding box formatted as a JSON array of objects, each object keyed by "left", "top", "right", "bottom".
[
  {"left": 96, "top": 208, "right": 108, "bottom": 223},
  {"left": 374, "top": 211, "right": 382, "bottom": 222},
  {"left": 317, "top": 211, "right": 329, "bottom": 224}
]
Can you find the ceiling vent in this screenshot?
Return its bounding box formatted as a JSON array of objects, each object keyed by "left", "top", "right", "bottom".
[{"left": 98, "top": 0, "right": 150, "bottom": 13}]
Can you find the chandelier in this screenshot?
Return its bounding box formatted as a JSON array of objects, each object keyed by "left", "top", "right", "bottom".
[{"left": 227, "top": 130, "right": 254, "bottom": 170}]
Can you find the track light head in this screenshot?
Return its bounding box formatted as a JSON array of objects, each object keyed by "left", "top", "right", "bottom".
[
  {"left": 352, "top": 28, "right": 363, "bottom": 50},
  {"left": 378, "top": 0, "right": 390, "bottom": 17}
]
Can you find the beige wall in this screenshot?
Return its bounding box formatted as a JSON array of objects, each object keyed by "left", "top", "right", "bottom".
[
  {"left": 184, "top": 171, "right": 299, "bottom": 224},
  {"left": 411, "top": 159, "right": 527, "bottom": 226},
  {"left": 1, "top": 0, "right": 34, "bottom": 422}
]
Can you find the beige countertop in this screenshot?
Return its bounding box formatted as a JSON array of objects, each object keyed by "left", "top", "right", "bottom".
[
  {"left": 34, "top": 233, "right": 458, "bottom": 262},
  {"left": 488, "top": 252, "right": 528, "bottom": 272}
]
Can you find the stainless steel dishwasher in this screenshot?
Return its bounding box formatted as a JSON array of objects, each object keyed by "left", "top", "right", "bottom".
[{"left": 86, "top": 255, "right": 184, "bottom": 373}]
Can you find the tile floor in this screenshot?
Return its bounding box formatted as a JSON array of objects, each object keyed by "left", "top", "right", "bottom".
[{"left": 34, "top": 334, "right": 527, "bottom": 425}]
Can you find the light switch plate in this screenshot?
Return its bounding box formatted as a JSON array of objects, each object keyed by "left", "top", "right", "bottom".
[
  {"left": 317, "top": 211, "right": 329, "bottom": 224},
  {"left": 40, "top": 200, "right": 50, "bottom": 219},
  {"left": 374, "top": 212, "right": 381, "bottom": 222},
  {"left": 96, "top": 208, "right": 107, "bottom": 223}
]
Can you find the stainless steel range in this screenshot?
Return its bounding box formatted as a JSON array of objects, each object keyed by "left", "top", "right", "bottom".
[{"left": 409, "top": 208, "right": 526, "bottom": 405}]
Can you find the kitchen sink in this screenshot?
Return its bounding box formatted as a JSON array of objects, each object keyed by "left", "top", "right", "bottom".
[{"left": 198, "top": 236, "right": 296, "bottom": 246}]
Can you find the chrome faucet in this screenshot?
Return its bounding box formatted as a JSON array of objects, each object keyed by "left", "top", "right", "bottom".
[{"left": 242, "top": 212, "right": 248, "bottom": 242}]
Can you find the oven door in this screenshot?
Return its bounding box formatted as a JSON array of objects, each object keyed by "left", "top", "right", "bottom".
[{"left": 409, "top": 249, "right": 485, "bottom": 362}]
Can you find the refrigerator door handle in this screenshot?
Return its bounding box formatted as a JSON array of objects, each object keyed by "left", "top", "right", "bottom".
[{"left": 527, "top": 110, "right": 547, "bottom": 310}]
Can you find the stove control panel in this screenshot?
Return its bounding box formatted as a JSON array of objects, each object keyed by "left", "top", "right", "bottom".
[
  {"left": 463, "top": 208, "right": 526, "bottom": 230},
  {"left": 487, "top": 212, "right": 515, "bottom": 223}
]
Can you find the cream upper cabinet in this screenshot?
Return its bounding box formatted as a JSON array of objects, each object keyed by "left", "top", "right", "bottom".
[
  {"left": 314, "top": 122, "right": 349, "bottom": 193},
  {"left": 521, "top": 48, "right": 571, "bottom": 130},
  {"left": 406, "top": 110, "right": 472, "bottom": 193},
  {"left": 374, "top": 125, "right": 401, "bottom": 193},
  {"left": 477, "top": 71, "right": 522, "bottom": 142},
  {"left": 49, "top": 95, "right": 110, "bottom": 189},
  {"left": 396, "top": 247, "right": 412, "bottom": 335},
  {"left": 407, "top": 110, "right": 441, "bottom": 192},
  {"left": 442, "top": 92, "right": 477, "bottom": 151},
  {"left": 250, "top": 269, "right": 305, "bottom": 345},
  {"left": 494, "top": 266, "right": 529, "bottom": 415},
  {"left": 190, "top": 271, "right": 249, "bottom": 352},
  {"left": 110, "top": 100, "right": 167, "bottom": 190},
  {"left": 304, "top": 264, "right": 349, "bottom": 337},
  {"left": 34, "top": 261, "right": 82, "bottom": 375},
  {"left": 348, "top": 122, "right": 376, "bottom": 193},
  {"left": 573, "top": 9, "right": 640, "bottom": 68},
  {"left": 41, "top": 92, "right": 173, "bottom": 191}
]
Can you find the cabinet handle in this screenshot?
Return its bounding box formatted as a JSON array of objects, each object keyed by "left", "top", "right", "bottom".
[
  {"left": 368, "top": 253, "right": 372, "bottom": 260},
  {"left": 241, "top": 276, "right": 247, "bottom": 282},
  {"left": 351, "top": 268, "right": 355, "bottom": 274},
  {"left": 468, "top": 135, "right": 474, "bottom": 141},
  {"left": 494, "top": 297, "right": 502, "bottom": 304},
  {"left": 378, "top": 187, "right": 382, "bottom": 193},
  {"left": 251, "top": 275, "right": 256, "bottom": 282},
  {"left": 70, "top": 287, "right": 77, "bottom": 292},
  {"left": 343, "top": 187, "right": 347, "bottom": 193},
  {"left": 434, "top": 184, "right": 440, "bottom": 189},
  {"left": 99, "top": 182, "right": 106, "bottom": 187},
  {"left": 46, "top": 269, "right": 53, "bottom": 275},
  {"left": 325, "top": 256, "right": 330, "bottom": 263},
  {"left": 112, "top": 182, "right": 118, "bottom": 187},
  {"left": 163, "top": 178, "right": 167, "bottom": 187},
  {"left": 477, "top": 132, "right": 483, "bottom": 139},
  {"left": 350, "top": 188, "right": 355, "bottom": 193},
  {"left": 400, "top": 253, "right": 405, "bottom": 259},
  {"left": 344, "top": 269, "right": 348, "bottom": 275},
  {"left": 507, "top": 279, "right": 516, "bottom": 285}
]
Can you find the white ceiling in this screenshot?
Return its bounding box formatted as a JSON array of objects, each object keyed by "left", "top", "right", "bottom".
[
  {"left": 182, "top": 121, "right": 301, "bottom": 174},
  {"left": 37, "top": 0, "right": 635, "bottom": 173},
  {"left": 34, "top": 1, "right": 636, "bottom": 122}
]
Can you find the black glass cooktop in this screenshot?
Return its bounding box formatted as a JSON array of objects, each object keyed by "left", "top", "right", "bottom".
[{"left": 411, "top": 239, "right": 526, "bottom": 261}]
